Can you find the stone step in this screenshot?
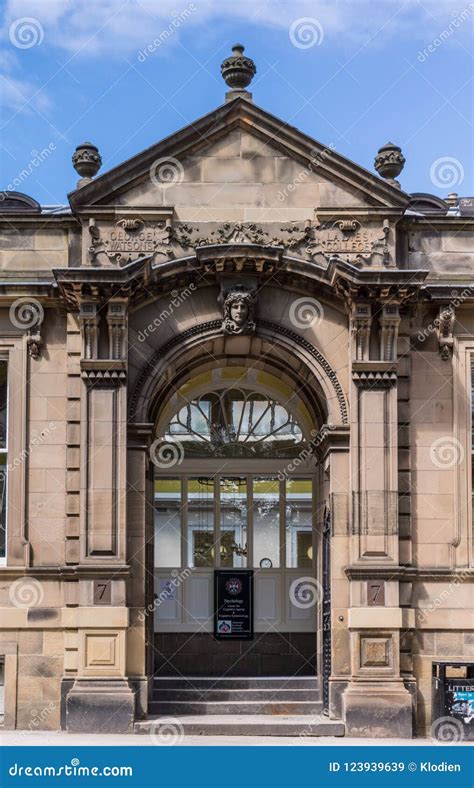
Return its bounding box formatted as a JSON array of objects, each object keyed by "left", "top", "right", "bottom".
[
  {"left": 135, "top": 714, "right": 344, "bottom": 737},
  {"left": 153, "top": 688, "right": 321, "bottom": 702},
  {"left": 149, "top": 700, "right": 323, "bottom": 716},
  {"left": 152, "top": 676, "right": 320, "bottom": 690}
]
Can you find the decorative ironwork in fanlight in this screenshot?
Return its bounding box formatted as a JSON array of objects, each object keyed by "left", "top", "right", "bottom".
[{"left": 165, "top": 388, "right": 305, "bottom": 458}]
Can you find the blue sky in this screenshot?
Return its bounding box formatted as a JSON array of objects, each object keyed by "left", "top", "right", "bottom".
[{"left": 1, "top": 0, "right": 473, "bottom": 206}]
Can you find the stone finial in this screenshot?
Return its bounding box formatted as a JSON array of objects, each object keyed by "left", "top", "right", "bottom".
[
  {"left": 374, "top": 142, "right": 405, "bottom": 189},
  {"left": 445, "top": 192, "right": 459, "bottom": 207},
  {"left": 221, "top": 43, "right": 256, "bottom": 101},
  {"left": 72, "top": 141, "right": 102, "bottom": 188}
]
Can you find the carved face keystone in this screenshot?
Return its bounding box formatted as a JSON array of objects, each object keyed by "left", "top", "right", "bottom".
[
  {"left": 230, "top": 301, "right": 248, "bottom": 327},
  {"left": 221, "top": 286, "right": 257, "bottom": 335}
]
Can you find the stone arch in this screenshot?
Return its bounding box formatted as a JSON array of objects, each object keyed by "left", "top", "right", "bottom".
[{"left": 128, "top": 319, "right": 348, "bottom": 428}]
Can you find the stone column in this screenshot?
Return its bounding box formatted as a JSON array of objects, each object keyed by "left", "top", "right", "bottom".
[
  {"left": 342, "top": 300, "right": 413, "bottom": 737},
  {"left": 65, "top": 298, "right": 134, "bottom": 733}
]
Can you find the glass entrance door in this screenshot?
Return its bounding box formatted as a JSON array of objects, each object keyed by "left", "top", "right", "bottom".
[{"left": 153, "top": 471, "right": 317, "bottom": 633}]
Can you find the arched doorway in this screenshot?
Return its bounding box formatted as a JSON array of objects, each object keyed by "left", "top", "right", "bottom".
[{"left": 150, "top": 365, "right": 323, "bottom": 677}]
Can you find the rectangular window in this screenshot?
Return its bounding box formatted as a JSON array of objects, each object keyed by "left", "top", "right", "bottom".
[
  {"left": 220, "top": 477, "right": 247, "bottom": 568},
  {"left": 253, "top": 476, "right": 280, "bottom": 568},
  {"left": 188, "top": 477, "right": 214, "bottom": 568},
  {"left": 285, "top": 478, "right": 313, "bottom": 568},
  {"left": 154, "top": 478, "right": 181, "bottom": 568},
  {"left": 0, "top": 361, "right": 7, "bottom": 563}
]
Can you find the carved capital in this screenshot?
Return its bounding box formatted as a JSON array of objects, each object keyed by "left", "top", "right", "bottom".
[
  {"left": 80, "top": 360, "right": 127, "bottom": 386},
  {"left": 78, "top": 302, "right": 100, "bottom": 360},
  {"left": 352, "top": 362, "right": 397, "bottom": 389},
  {"left": 106, "top": 301, "right": 128, "bottom": 361},
  {"left": 379, "top": 302, "right": 400, "bottom": 362},
  {"left": 351, "top": 302, "right": 372, "bottom": 361}
]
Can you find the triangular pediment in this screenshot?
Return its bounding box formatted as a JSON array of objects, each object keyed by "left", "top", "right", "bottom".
[{"left": 69, "top": 98, "right": 410, "bottom": 217}]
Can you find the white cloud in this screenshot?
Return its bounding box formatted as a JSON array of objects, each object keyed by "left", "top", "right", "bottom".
[
  {"left": 1, "top": 0, "right": 470, "bottom": 56},
  {"left": 0, "top": 46, "right": 51, "bottom": 113}
]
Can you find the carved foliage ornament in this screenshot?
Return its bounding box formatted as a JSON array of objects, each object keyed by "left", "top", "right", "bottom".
[
  {"left": 86, "top": 218, "right": 392, "bottom": 268},
  {"left": 437, "top": 305, "right": 455, "bottom": 360}
]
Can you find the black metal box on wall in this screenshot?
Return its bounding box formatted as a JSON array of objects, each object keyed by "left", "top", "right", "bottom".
[{"left": 432, "top": 661, "right": 474, "bottom": 741}]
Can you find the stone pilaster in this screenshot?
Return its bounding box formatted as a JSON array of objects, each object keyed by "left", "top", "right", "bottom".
[
  {"left": 343, "top": 300, "right": 412, "bottom": 737},
  {"left": 64, "top": 298, "right": 133, "bottom": 733}
]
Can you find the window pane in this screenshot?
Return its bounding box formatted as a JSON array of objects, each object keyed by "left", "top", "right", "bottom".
[
  {"left": 253, "top": 477, "right": 280, "bottom": 568},
  {"left": 286, "top": 478, "right": 313, "bottom": 568},
  {"left": 0, "top": 361, "right": 6, "bottom": 450},
  {"left": 220, "top": 477, "right": 247, "bottom": 568},
  {"left": 165, "top": 387, "right": 304, "bottom": 458},
  {"left": 154, "top": 478, "right": 181, "bottom": 567},
  {"left": 188, "top": 477, "right": 214, "bottom": 568}
]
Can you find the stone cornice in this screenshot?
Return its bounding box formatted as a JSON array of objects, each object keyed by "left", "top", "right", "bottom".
[
  {"left": 344, "top": 565, "right": 474, "bottom": 582},
  {"left": 421, "top": 282, "right": 474, "bottom": 302},
  {"left": 0, "top": 565, "right": 131, "bottom": 580}
]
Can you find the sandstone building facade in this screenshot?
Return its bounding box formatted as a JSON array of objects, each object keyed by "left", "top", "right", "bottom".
[{"left": 0, "top": 46, "right": 472, "bottom": 739}]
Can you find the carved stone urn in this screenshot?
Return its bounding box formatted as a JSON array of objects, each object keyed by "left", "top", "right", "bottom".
[
  {"left": 374, "top": 142, "right": 405, "bottom": 187},
  {"left": 221, "top": 44, "right": 256, "bottom": 92},
  {"left": 72, "top": 141, "right": 102, "bottom": 186}
]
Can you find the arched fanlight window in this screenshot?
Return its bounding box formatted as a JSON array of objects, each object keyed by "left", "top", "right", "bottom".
[{"left": 164, "top": 388, "right": 306, "bottom": 458}]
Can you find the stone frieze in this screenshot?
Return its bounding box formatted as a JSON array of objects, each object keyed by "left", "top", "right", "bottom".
[{"left": 86, "top": 217, "right": 393, "bottom": 268}]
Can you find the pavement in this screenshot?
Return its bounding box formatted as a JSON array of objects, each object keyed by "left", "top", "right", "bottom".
[{"left": 0, "top": 731, "right": 459, "bottom": 746}]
